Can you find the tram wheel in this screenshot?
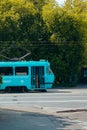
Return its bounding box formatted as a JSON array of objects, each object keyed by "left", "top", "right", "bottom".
[
  {"left": 40, "top": 89, "right": 47, "bottom": 92},
  {"left": 5, "top": 87, "right": 11, "bottom": 93},
  {"left": 21, "top": 86, "right": 27, "bottom": 93}
]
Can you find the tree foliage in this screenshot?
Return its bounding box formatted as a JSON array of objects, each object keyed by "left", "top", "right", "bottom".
[
  {"left": 0, "top": 0, "right": 87, "bottom": 84},
  {"left": 0, "top": 0, "right": 37, "bottom": 41},
  {"left": 42, "top": 0, "right": 87, "bottom": 83}
]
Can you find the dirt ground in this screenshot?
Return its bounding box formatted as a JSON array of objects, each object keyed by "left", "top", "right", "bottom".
[{"left": 55, "top": 110, "right": 87, "bottom": 130}]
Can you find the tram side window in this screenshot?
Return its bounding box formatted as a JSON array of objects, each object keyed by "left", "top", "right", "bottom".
[
  {"left": 15, "top": 67, "right": 28, "bottom": 75},
  {"left": 0, "top": 67, "right": 13, "bottom": 76}
]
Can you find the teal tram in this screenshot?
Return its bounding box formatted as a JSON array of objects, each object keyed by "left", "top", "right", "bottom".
[{"left": 0, "top": 60, "right": 55, "bottom": 92}]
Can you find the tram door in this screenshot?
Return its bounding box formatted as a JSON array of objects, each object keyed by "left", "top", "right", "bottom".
[{"left": 31, "top": 66, "right": 44, "bottom": 88}]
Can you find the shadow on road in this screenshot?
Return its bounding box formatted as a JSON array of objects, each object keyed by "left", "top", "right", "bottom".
[
  {"left": 0, "top": 89, "right": 72, "bottom": 94},
  {"left": 0, "top": 109, "right": 76, "bottom": 130},
  {"left": 47, "top": 89, "right": 72, "bottom": 94}
]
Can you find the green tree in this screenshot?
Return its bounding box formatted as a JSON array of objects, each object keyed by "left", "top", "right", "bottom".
[
  {"left": 42, "top": 1, "right": 86, "bottom": 83},
  {"left": 0, "top": 0, "right": 37, "bottom": 41},
  {"left": 0, "top": 0, "right": 86, "bottom": 85}
]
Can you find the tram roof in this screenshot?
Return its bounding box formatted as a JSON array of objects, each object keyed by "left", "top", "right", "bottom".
[{"left": 0, "top": 60, "right": 50, "bottom": 66}]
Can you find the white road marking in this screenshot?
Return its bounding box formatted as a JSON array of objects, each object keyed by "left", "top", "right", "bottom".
[{"left": 0, "top": 100, "right": 87, "bottom": 103}]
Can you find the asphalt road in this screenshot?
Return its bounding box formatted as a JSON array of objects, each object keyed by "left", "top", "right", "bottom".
[
  {"left": 0, "top": 88, "right": 87, "bottom": 112},
  {"left": 0, "top": 109, "right": 82, "bottom": 130},
  {"left": 0, "top": 88, "right": 87, "bottom": 130},
  {"left": 0, "top": 109, "right": 61, "bottom": 130}
]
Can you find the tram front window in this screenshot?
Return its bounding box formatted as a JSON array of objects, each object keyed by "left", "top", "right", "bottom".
[{"left": 46, "top": 67, "right": 53, "bottom": 74}]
